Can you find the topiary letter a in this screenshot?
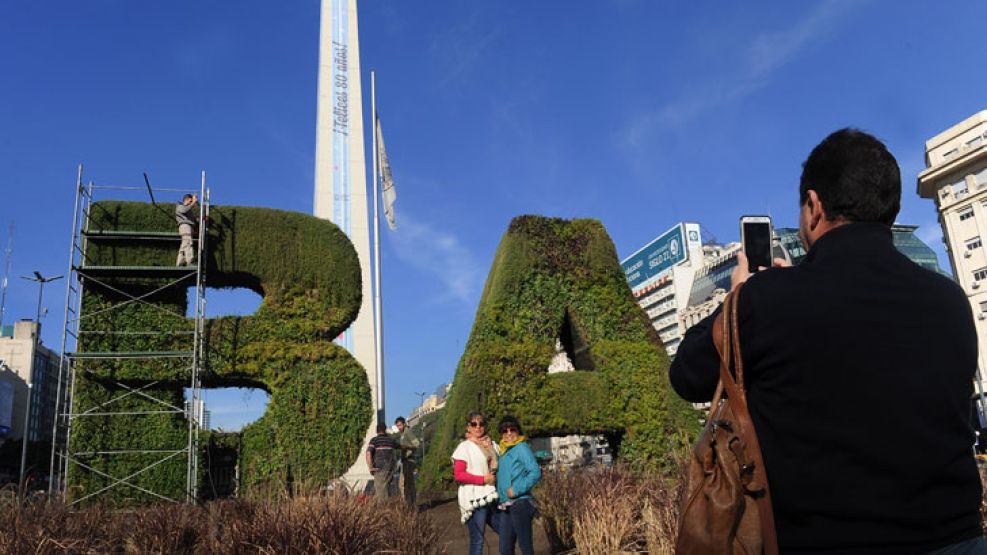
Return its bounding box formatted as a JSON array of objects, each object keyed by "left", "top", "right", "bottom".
[{"left": 424, "top": 216, "right": 698, "bottom": 486}]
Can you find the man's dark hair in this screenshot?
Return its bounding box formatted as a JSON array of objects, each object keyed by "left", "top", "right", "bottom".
[
  {"left": 498, "top": 415, "right": 523, "bottom": 435},
  {"left": 394, "top": 416, "right": 406, "bottom": 425},
  {"left": 376, "top": 423, "right": 388, "bottom": 434},
  {"left": 800, "top": 128, "right": 900, "bottom": 226},
  {"left": 183, "top": 194, "right": 193, "bottom": 202}
]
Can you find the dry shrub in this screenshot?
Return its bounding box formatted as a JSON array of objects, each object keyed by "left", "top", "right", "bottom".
[
  {"left": 0, "top": 492, "right": 444, "bottom": 554},
  {"left": 124, "top": 503, "right": 201, "bottom": 554},
  {"left": 641, "top": 484, "right": 686, "bottom": 555},
  {"left": 376, "top": 501, "right": 445, "bottom": 555},
  {"left": 536, "top": 470, "right": 582, "bottom": 553},
  {"left": 570, "top": 471, "right": 640, "bottom": 554},
  {"left": 537, "top": 465, "right": 684, "bottom": 554},
  {"left": 981, "top": 467, "right": 987, "bottom": 535}
]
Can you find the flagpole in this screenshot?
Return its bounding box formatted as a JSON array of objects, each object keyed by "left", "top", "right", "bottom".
[{"left": 370, "top": 69, "right": 385, "bottom": 426}]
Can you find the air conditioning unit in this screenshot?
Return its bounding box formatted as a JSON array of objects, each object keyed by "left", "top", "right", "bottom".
[
  {"left": 974, "top": 282, "right": 981, "bottom": 289},
  {"left": 979, "top": 313, "right": 986, "bottom": 321},
  {"left": 966, "top": 250, "right": 973, "bottom": 258}
]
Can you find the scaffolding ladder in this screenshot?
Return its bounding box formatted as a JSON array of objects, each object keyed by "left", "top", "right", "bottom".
[{"left": 49, "top": 165, "right": 209, "bottom": 504}]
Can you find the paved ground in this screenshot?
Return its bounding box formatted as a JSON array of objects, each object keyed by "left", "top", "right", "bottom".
[{"left": 424, "top": 496, "right": 553, "bottom": 555}]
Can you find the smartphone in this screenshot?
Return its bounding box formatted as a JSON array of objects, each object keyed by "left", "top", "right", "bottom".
[{"left": 740, "top": 215, "right": 773, "bottom": 273}]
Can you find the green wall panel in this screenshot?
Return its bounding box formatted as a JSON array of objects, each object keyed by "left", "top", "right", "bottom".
[
  {"left": 70, "top": 201, "right": 371, "bottom": 503},
  {"left": 423, "top": 216, "right": 699, "bottom": 489}
]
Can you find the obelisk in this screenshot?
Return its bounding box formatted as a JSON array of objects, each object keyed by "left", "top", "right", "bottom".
[{"left": 314, "top": 0, "right": 377, "bottom": 486}]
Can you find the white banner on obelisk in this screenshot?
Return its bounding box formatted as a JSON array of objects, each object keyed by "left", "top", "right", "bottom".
[{"left": 314, "top": 0, "right": 377, "bottom": 487}]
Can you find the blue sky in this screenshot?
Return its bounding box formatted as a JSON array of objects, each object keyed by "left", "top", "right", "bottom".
[{"left": 2, "top": 0, "right": 986, "bottom": 430}]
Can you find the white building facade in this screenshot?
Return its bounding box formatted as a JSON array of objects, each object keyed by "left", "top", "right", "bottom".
[
  {"left": 0, "top": 321, "right": 61, "bottom": 443},
  {"left": 621, "top": 223, "right": 705, "bottom": 356},
  {"left": 918, "top": 109, "right": 987, "bottom": 398}
]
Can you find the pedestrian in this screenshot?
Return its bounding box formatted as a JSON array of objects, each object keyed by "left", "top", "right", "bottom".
[
  {"left": 452, "top": 411, "right": 500, "bottom": 555},
  {"left": 175, "top": 193, "right": 197, "bottom": 266},
  {"left": 366, "top": 423, "right": 399, "bottom": 500},
  {"left": 494, "top": 415, "right": 541, "bottom": 555},
  {"left": 670, "top": 128, "right": 984, "bottom": 553},
  {"left": 394, "top": 416, "right": 420, "bottom": 507}
]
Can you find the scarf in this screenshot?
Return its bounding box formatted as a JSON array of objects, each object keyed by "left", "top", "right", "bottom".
[
  {"left": 453, "top": 440, "right": 498, "bottom": 523},
  {"left": 499, "top": 435, "right": 526, "bottom": 455}
]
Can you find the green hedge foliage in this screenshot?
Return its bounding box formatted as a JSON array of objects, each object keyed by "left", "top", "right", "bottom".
[
  {"left": 422, "top": 216, "right": 699, "bottom": 490},
  {"left": 70, "top": 201, "right": 371, "bottom": 504}
]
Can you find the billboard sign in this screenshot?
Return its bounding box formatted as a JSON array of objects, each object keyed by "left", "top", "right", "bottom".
[
  {"left": 622, "top": 224, "right": 688, "bottom": 291},
  {"left": 684, "top": 222, "right": 702, "bottom": 254}
]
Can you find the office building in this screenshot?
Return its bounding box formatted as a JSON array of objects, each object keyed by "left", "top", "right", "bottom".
[
  {"left": 528, "top": 434, "right": 612, "bottom": 471},
  {"left": 621, "top": 223, "right": 705, "bottom": 356},
  {"left": 0, "top": 321, "right": 62, "bottom": 442},
  {"left": 680, "top": 226, "right": 946, "bottom": 328},
  {"left": 407, "top": 383, "right": 450, "bottom": 428},
  {"left": 917, "top": 109, "right": 987, "bottom": 397},
  {"left": 186, "top": 398, "right": 211, "bottom": 431}
]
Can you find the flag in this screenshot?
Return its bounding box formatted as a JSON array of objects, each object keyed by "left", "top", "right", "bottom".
[{"left": 376, "top": 117, "right": 397, "bottom": 231}]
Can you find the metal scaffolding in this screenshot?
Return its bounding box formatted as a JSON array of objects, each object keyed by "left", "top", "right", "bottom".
[{"left": 49, "top": 165, "right": 209, "bottom": 504}]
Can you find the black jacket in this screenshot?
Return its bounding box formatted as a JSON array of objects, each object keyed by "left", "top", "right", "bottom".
[{"left": 670, "top": 223, "right": 982, "bottom": 554}]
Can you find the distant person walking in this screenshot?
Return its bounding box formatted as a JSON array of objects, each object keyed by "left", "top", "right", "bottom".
[
  {"left": 366, "top": 423, "right": 399, "bottom": 500},
  {"left": 494, "top": 415, "right": 541, "bottom": 555},
  {"left": 175, "top": 193, "right": 197, "bottom": 266},
  {"left": 394, "top": 416, "right": 420, "bottom": 508},
  {"left": 452, "top": 411, "right": 500, "bottom": 555}
]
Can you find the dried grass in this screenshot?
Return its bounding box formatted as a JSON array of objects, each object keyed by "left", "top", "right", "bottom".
[
  {"left": 981, "top": 467, "right": 987, "bottom": 536},
  {"left": 0, "top": 492, "right": 444, "bottom": 555},
  {"left": 541, "top": 463, "right": 987, "bottom": 554},
  {"left": 537, "top": 465, "right": 684, "bottom": 554}
]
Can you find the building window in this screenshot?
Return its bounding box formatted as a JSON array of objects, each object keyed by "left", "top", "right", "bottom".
[
  {"left": 968, "top": 237, "right": 983, "bottom": 251},
  {"left": 975, "top": 267, "right": 987, "bottom": 282},
  {"left": 960, "top": 206, "right": 975, "bottom": 221},
  {"left": 955, "top": 178, "right": 969, "bottom": 198},
  {"left": 980, "top": 300, "right": 987, "bottom": 314},
  {"left": 944, "top": 148, "right": 959, "bottom": 161},
  {"left": 976, "top": 167, "right": 987, "bottom": 188},
  {"left": 968, "top": 136, "right": 984, "bottom": 150}
]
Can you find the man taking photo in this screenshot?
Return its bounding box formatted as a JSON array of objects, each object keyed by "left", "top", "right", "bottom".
[{"left": 671, "top": 129, "right": 983, "bottom": 554}]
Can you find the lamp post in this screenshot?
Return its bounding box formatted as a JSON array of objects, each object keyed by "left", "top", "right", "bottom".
[
  {"left": 18, "top": 271, "right": 62, "bottom": 496},
  {"left": 414, "top": 391, "right": 427, "bottom": 462}
]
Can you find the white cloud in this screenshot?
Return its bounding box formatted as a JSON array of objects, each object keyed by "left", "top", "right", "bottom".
[
  {"left": 389, "top": 212, "right": 482, "bottom": 305},
  {"left": 428, "top": 7, "right": 502, "bottom": 88},
  {"left": 745, "top": 0, "right": 849, "bottom": 81},
  {"left": 621, "top": 0, "right": 859, "bottom": 150}
]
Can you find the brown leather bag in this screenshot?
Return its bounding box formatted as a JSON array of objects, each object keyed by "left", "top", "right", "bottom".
[{"left": 675, "top": 284, "right": 778, "bottom": 554}]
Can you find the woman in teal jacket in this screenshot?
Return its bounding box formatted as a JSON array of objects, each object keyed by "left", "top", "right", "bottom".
[{"left": 495, "top": 415, "right": 541, "bottom": 555}]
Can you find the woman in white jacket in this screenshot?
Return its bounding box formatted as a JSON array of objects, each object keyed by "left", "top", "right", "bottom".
[{"left": 451, "top": 411, "right": 499, "bottom": 555}]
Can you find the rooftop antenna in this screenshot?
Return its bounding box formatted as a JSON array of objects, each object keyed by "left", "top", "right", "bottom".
[
  {"left": 699, "top": 223, "right": 719, "bottom": 246},
  {"left": 0, "top": 222, "right": 13, "bottom": 329}
]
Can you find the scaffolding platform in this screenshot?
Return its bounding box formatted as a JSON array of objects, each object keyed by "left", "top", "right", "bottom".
[
  {"left": 82, "top": 230, "right": 191, "bottom": 241},
  {"left": 67, "top": 350, "right": 195, "bottom": 360},
  {"left": 49, "top": 166, "right": 210, "bottom": 505},
  {"left": 76, "top": 265, "right": 198, "bottom": 279}
]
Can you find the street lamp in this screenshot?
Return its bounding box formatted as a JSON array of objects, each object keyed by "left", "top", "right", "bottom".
[
  {"left": 414, "top": 391, "right": 427, "bottom": 462},
  {"left": 18, "top": 271, "right": 62, "bottom": 496}
]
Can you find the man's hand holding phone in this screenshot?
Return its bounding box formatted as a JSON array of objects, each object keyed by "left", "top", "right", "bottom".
[{"left": 731, "top": 252, "right": 790, "bottom": 290}]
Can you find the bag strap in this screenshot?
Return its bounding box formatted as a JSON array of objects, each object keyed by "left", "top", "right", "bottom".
[{"left": 715, "top": 283, "right": 779, "bottom": 555}]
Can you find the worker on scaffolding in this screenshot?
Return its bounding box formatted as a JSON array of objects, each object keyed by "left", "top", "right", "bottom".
[{"left": 175, "top": 193, "right": 197, "bottom": 266}]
